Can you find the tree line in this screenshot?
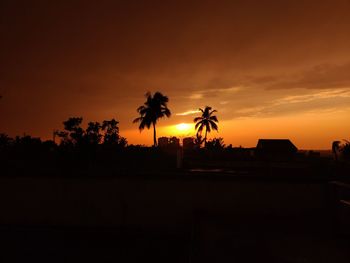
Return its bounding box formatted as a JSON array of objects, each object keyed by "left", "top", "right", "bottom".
[
  {"left": 0, "top": 91, "right": 220, "bottom": 150},
  {"left": 1, "top": 91, "right": 349, "bottom": 160},
  {"left": 54, "top": 117, "right": 127, "bottom": 148}
]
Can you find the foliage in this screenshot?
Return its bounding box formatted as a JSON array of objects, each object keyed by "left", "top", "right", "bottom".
[
  {"left": 0, "top": 133, "right": 13, "bottom": 148},
  {"left": 86, "top": 122, "right": 102, "bottom": 145},
  {"left": 133, "top": 92, "right": 171, "bottom": 146},
  {"left": 55, "top": 117, "right": 127, "bottom": 148},
  {"left": 194, "top": 134, "right": 204, "bottom": 148},
  {"left": 56, "top": 117, "right": 84, "bottom": 145},
  {"left": 206, "top": 137, "right": 225, "bottom": 150},
  {"left": 117, "top": 137, "right": 128, "bottom": 148},
  {"left": 193, "top": 106, "right": 218, "bottom": 146},
  {"left": 332, "top": 140, "right": 341, "bottom": 161},
  {"left": 342, "top": 139, "right": 350, "bottom": 159},
  {"left": 102, "top": 119, "right": 119, "bottom": 144},
  {"left": 63, "top": 117, "right": 84, "bottom": 140}
]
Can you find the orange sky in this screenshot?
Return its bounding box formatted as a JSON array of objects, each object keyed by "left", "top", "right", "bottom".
[{"left": 1, "top": 0, "right": 350, "bottom": 149}]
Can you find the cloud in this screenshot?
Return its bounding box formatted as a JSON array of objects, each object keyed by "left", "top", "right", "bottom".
[
  {"left": 175, "top": 63, "right": 350, "bottom": 123},
  {"left": 188, "top": 93, "right": 203, "bottom": 100},
  {"left": 229, "top": 87, "right": 350, "bottom": 119},
  {"left": 251, "top": 63, "right": 350, "bottom": 90},
  {"left": 176, "top": 110, "right": 199, "bottom": 116},
  {"left": 274, "top": 88, "right": 350, "bottom": 105},
  {"left": 203, "top": 87, "right": 242, "bottom": 93},
  {"left": 186, "top": 86, "right": 241, "bottom": 101}
]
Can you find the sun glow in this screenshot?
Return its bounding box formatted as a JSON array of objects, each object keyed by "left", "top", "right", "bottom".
[
  {"left": 176, "top": 123, "right": 191, "bottom": 131},
  {"left": 164, "top": 122, "right": 195, "bottom": 137}
]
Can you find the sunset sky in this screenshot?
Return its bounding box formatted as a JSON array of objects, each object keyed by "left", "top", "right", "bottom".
[{"left": 1, "top": 0, "right": 350, "bottom": 149}]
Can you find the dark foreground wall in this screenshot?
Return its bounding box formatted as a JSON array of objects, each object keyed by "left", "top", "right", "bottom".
[{"left": 0, "top": 175, "right": 329, "bottom": 229}]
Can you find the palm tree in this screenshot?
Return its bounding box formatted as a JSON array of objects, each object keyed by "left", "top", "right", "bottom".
[
  {"left": 194, "top": 106, "right": 219, "bottom": 146},
  {"left": 133, "top": 92, "right": 171, "bottom": 146}
]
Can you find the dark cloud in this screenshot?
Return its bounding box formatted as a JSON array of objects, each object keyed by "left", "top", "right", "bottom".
[
  {"left": 254, "top": 63, "right": 350, "bottom": 90},
  {"left": 1, "top": 0, "right": 350, "bottom": 140}
]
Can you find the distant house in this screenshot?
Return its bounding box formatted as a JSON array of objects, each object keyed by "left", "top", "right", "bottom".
[
  {"left": 158, "top": 137, "right": 169, "bottom": 147},
  {"left": 255, "top": 139, "right": 298, "bottom": 161},
  {"left": 183, "top": 137, "right": 195, "bottom": 149},
  {"left": 158, "top": 136, "right": 180, "bottom": 149},
  {"left": 169, "top": 137, "right": 180, "bottom": 147}
]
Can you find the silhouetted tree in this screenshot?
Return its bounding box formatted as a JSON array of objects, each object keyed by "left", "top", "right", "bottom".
[
  {"left": 133, "top": 92, "right": 171, "bottom": 146},
  {"left": 14, "top": 135, "right": 42, "bottom": 153},
  {"left": 57, "top": 117, "right": 84, "bottom": 145},
  {"left": 102, "top": 119, "right": 120, "bottom": 144},
  {"left": 194, "top": 133, "right": 204, "bottom": 149},
  {"left": 332, "top": 140, "right": 341, "bottom": 161},
  {"left": 206, "top": 137, "right": 225, "bottom": 150},
  {"left": 117, "top": 137, "right": 128, "bottom": 148},
  {"left": 194, "top": 106, "right": 218, "bottom": 146},
  {"left": 54, "top": 130, "right": 69, "bottom": 145},
  {"left": 342, "top": 139, "right": 350, "bottom": 159},
  {"left": 101, "top": 119, "right": 128, "bottom": 148},
  {"left": 86, "top": 122, "right": 102, "bottom": 145},
  {"left": 0, "top": 133, "right": 12, "bottom": 148}
]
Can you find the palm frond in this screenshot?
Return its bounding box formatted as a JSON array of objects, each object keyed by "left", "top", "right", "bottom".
[
  {"left": 204, "top": 106, "right": 212, "bottom": 116},
  {"left": 133, "top": 117, "right": 142, "bottom": 124},
  {"left": 193, "top": 117, "right": 203, "bottom": 123},
  {"left": 209, "top": 109, "right": 217, "bottom": 116},
  {"left": 195, "top": 122, "right": 203, "bottom": 132},
  {"left": 205, "top": 122, "right": 211, "bottom": 133},
  {"left": 154, "top": 91, "right": 169, "bottom": 104},
  {"left": 209, "top": 115, "right": 218, "bottom": 122},
  {"left": 210, "top": 120, "right": 218, "bottom": 131},
  {"left": 138, "top": 120, "right": 146, "bottom": 131},
  {"left": 137, "top": 105, "right": 146, "bottom": 113},
  {"left": 145, "top": 91, "right": 152, "bottom": 99},
  {"left": 162, "top": 107, "right": 171, "bottom": 117}
]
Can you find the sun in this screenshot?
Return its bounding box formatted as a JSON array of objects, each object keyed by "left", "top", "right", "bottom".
[
  {"left": 176, "top": 123, "right": 191, "bottom": 132},
  {"left": 163, "top": 122, "right": 194, "bottom": 137}
]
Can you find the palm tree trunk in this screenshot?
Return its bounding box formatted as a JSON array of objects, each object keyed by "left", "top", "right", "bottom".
[
  {"left": 153, "top": 122, "right": 157, "bottom": 147},
  {"left": 204, "top": 128, "right": 208, "bottom": 146}
]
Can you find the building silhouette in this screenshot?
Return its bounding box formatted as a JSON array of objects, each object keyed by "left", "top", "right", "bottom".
[{"left": 256, "top": 139, "right": 298, "bottom": 161}]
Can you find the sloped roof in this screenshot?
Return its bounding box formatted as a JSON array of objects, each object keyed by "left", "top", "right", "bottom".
[{"left": 256, "top": 139, "right": 298, "bottom": 152}]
